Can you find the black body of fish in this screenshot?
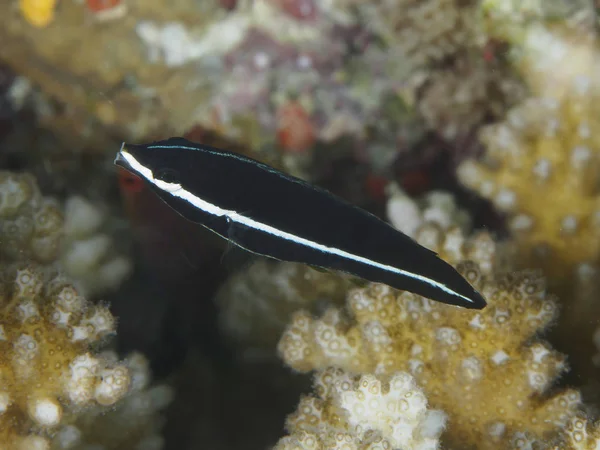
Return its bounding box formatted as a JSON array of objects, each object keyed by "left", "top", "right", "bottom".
[{"left": 115, "top": 137, "right": 486, "bottom": 309}]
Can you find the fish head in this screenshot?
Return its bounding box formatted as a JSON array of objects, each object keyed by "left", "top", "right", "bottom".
[
  {"left": 115, "top": 140, "right": 186, "bottom": 194},
  {"left": 115, "top": 139, "right": 225, "bottom": 281}
]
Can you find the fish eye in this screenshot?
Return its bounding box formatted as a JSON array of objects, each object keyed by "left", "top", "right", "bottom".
[
  {"left": 155, "top": 168, "right": 179, "bottom": 183},
  {"left": 155, "top": 168, "right": 181, "bottom": 191}
]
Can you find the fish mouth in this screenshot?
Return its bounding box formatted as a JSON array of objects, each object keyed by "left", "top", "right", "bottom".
[{"left": 114, "top": 144, "right": 133, "bottom": 171}]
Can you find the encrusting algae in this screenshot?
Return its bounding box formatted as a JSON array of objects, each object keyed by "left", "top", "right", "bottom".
[{"left": 278, "top": 226, "right": 579, "bottom": 449}]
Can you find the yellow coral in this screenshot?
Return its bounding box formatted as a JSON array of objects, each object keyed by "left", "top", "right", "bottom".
[
  {"left": 19, "top": 0, "right": 58, "bottom": 28},
  {"left": 457, "top": 30, "right": 600, "bottom": 281},
  {"left": 275, "top": 368, "right": 446, "bottom": 450},
  {"left": 548, "top": 414, "right": 600, "bottom": 449},
  {"left": 0, "top": 264, "right": 131, "bottom": 447},
  {"left": 458, "top": 99, "right": 600, "bottom": 282},
  {"left": 456, "top": 24, "right": 600, "bottom": 392},
  {"left": 278, "top": 229, "right": 579, "bottom": 449}
]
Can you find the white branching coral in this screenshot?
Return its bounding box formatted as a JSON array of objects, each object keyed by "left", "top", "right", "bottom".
[
  {"left": 0, "top": 264, "right": 131, "bottom": 447},
  {"left": 0, "top": 171, "right": 63, "bottom": 264},
  {"left": 0, "top": 172, "right": 131, "bottom": 296},
  {"left": 61, "top": 196, "right": 132, "bottom": 297},
  {"left": 386, "top": 183, "right": 471, "bottom": 238},
  {"left": 52, "top": 352, "right": 174, "bottom": 450},
  {"left": 274, "top": 368, "right": 446, "bottom": 450}
]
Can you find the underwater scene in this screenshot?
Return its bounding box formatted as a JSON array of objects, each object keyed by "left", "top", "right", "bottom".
[{"left": 1, "top": 0, "right": 600, "bottom": 448}]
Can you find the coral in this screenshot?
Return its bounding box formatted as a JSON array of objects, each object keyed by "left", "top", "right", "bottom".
[
  {"left": 316, "top": 0, "right": 523, "bottom": 159},
  {"left": 457, "top": 32, "right": 600, "bottom": 283},
  {"left": 275, "top": 368, "right": 446, "bottom": 450},
  {"left": 456, "top": 23, "right": 600, "bottom": 396},
  {"left": 386, "top": 186, "right": 503, "bottom": 276},
  {"left": 0, "top": 172, "right": 131, "bottom": 296},
  {"left": 135, "top": 0, "right": 334, "bottom": 68},
  {"left": 61, "top": 196, "right": 132, "bottom": 297},
  {"left": 52, "top": 352, "right": 173, "bottom": 450},
  {"left": 0, "top": 264, "right": 131, "bottom": 447},
  {"left": 417, "top": 53, "right": 523, "bottom": 142},
  {"left": 352, "top": 0, "right": 480, "bottom": 67},
  {"left": 278, "top": 228, "right": 579, "bottom": 449},
  {"left": 0, "top": 0, "right": 422, "bottom": 173},
  {"left": 414, "top": 225, "right": 501, "bottom": 277},
  {"left": 19, "top": 0, "right": 58, "bottom": 28},
  {"left": 548, "top": 414, "right": 600, "bottom": 449},
  {"left": 481, "top": 0, "right": 596, "bottom": 46},
  {"left": 511, "top": 24, "right": 600, "bottom": 101},
  {"left": 216, "top": 259, "right": 355, "bottom": 356},
  {"left": 0, "top": 171, "right": 63, "bottom": 264},
  {"left": 386, "top": 183, "right": 471, "bottom": 239}
]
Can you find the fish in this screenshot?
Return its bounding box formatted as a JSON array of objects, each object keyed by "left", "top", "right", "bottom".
[{"left": 114, "top": 137, "right": 486, "bottom": 309}]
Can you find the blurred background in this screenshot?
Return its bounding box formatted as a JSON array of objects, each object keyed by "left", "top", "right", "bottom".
[{"left": 2, "top": 1, "right": 600, "bottom": 449}]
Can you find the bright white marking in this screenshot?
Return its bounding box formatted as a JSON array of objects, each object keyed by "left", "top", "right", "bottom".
[{"left": 117, "top": 149, "right": 476, "bottom": 304}]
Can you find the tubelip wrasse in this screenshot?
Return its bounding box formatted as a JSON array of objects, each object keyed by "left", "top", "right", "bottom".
[{"left": 114, "top": 137, "right": 486, "bottom": 309}]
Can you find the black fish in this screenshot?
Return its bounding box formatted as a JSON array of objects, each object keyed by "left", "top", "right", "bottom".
[{"left": 114, "top": 137, "right": 486, "bottom": 309}]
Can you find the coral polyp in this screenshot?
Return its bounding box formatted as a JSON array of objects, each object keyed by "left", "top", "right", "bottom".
[{"left": 275, "top": 368, "right": 447, "bottom": 450}]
